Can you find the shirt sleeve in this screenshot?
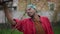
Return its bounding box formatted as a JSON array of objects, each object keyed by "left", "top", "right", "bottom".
[
  {"left": 45, "top": 17, "right": 54, "bottom": 34},
  {"left": 12, "top": 19, "right": 23, "bottom": 32}
]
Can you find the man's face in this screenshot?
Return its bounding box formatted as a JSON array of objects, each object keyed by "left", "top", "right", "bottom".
[{"left": 26, "top": 8, "right": 36, "bottom": 17}]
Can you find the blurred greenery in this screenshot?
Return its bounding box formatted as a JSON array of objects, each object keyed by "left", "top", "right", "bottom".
[
  {"left": 0, "top": 26, "right": 60, "bottom": 34},
  {"left": 0, "top": 29, "right": 23, "bottom": 34},
  {"left": 53, "top": 26, "right": 60, "bottom": 34},
  {"left": 0, "top": 22, "right": 60, "bottom": 34}
]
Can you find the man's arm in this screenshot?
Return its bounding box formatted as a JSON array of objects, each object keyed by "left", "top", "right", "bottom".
[{"left": 3, "top": 4, "right": 16, "bottom": 25}]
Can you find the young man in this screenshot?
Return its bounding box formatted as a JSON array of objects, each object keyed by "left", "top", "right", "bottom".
[{"left": 2, "top": 3, "right": 54, "bottom": 34}]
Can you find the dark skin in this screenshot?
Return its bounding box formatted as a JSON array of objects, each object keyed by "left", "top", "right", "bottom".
[
  {"left": 1, "top": 2, "right": 45, "bottom": 34},
  {"left": 0, "top": 1, "right": 40, "bottom": 25},
  {"left": 26, "top": 8, "right": 45, "bottom": 34},
  {"left": 0, "top": 1, "right": 15, "bottom": 25},
  {"left": 0, "top": 2, "right": 15, "bottom": 25},
  {"left": 26, "top": 8, "right": 40, "bottom": 22}
]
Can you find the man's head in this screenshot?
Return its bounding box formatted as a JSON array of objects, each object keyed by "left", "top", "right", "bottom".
[{"left": 26, "top": 4, "right": 37, "bottom": 17}]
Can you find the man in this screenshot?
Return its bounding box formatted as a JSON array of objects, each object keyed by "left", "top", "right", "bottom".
[{"left": 2, "top": 3, "right": 54, "bottom": 34}]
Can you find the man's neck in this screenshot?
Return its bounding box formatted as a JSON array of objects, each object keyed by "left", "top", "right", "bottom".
[{"left": 32, "top": 14, "right": 40, "bottom": 22}]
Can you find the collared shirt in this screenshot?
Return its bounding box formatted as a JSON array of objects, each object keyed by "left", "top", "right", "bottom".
[{"left": 12, "top": 16, "right": 54, "bottom": 34}]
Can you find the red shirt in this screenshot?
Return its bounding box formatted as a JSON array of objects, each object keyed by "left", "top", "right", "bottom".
[{"left": 12, "top": 16, "right": 54, "bottom": 34}]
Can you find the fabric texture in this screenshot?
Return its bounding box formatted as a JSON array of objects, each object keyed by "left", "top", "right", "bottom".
[
  {"left": 27, "top": 4, "right": 36, "bottom": 9},
  {"left": 12, "top": 16, "right": 54, "bottom": 34}
]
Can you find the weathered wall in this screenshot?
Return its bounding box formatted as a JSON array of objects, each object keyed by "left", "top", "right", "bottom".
[{"left": 0, "top": 0, "right": 60, "bottom": 23}]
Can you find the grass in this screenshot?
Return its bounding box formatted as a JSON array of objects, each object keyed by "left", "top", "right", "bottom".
[
  {"left": 0, "top": 26, "right": 60, "bottom": 34},
  {"left": 0, "top": 29, "right": 23, "bottom": 34},
  {"left": 53, "top": 26, "right": 60, "bottom": 34}
]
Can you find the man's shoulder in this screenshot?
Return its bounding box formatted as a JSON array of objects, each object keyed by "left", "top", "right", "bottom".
[
  {"left": 40, "top": 16, "right": 50, "bottom": 23},
  {"left": 40, "top": 16, "right": 48, "bottom": 20}
]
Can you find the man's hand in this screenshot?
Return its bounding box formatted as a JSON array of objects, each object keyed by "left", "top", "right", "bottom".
[
  {"left": 0, "top": 0, "right": 15, "bottom": 25},
  {"left": 0, "top": 0, "right": 7, "bottom": 7},
  {"left": 0, "top": 0, "right": 3, "bottom": 5}
]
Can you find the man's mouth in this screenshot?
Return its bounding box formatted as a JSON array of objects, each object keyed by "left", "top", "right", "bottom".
[{"left": 28, "top": 13, "right": 32, "bottom": 15}]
